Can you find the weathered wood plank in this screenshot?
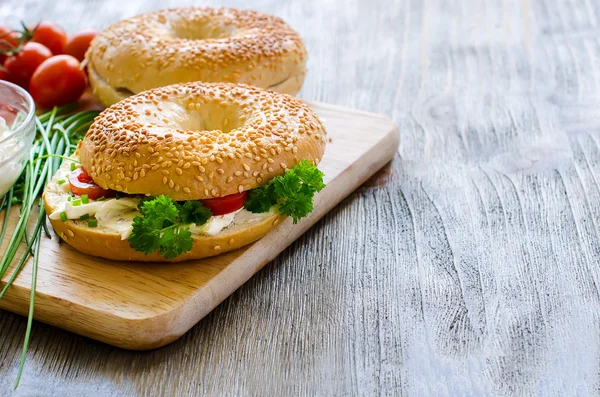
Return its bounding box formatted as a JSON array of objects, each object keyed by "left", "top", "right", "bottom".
[{"left": 1, "top": 0, "right": 600, "bottom": 395}]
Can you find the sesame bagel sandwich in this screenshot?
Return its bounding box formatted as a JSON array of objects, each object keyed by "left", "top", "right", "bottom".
[
  {"left": 43, "top": 82, "right": 327, "bottom": 262},
  {"left": 87, "top": 7, "right": 308, "bottom": 107}
]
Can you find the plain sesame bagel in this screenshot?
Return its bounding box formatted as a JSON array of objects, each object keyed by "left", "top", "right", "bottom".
[
  {"left": 87, "top": 7, "right": 308, "bottom": 107},
  {"left": 79, "top": 82, "right": 327, "bottom": 200}
]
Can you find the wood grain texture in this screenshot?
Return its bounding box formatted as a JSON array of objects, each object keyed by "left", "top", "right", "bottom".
[
  {"left": 0, "top": 0, "right": 598, "bottom": 396},
  {"left": 0, "top": 102, "right": 398, "bottom": 350}
]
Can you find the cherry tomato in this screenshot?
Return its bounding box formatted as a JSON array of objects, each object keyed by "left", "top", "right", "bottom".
[
  {"left": 201, "top": 192, "right": 248, "bottom": 215},
  {"left": 31, "top": 21, "right": 67, "bottom": 55},
  {"left": 3, "top": 42, "right": 52, "bottom": 88},
  {"left": 29, "top": 55, "right": 87, "bottom": 109},
  {"left": 0, "top": 25, "right": 19, "bottom": 64},
  {"left": 65, "top": 29, "right": 98, "bottom": 62},
  {"left": 68, "top": 168, "right": 115, "bottom": 200},
  {"left": 0, "top": 68, "right": 7, "bottom": 81}
]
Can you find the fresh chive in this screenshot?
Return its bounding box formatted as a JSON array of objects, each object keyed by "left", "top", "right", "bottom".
[
  {"left": 71, "top": 199, "right": 81, "bottom": 207},
  {"left": 0, "top": 105, "right": 101, "bottom": 388},
  {"left": 96, "top": 196, "right": 105, "bottom": 201},
  {"left": 87, "top": 218, "right": 97, "bottom": 227},
  {"left": 115, "top": 192, "right": 124, "bottom": 199},
  {"left": 81, "top": 194, "right": 89, "bottom": 204},
  {"left": 79, "top": 214, "right": 89, "bottom": 220},
  {"left": 57, "top": 179, "right": 66, "bottom": 185}
]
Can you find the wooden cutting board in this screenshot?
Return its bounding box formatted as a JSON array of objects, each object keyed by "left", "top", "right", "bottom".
[{"left": 0, "top": 101, "right": 398, "bottom": 350}]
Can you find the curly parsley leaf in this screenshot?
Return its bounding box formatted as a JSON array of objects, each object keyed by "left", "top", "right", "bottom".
[
  {"left": 178, "top": 200, "right": 212, "bottom": 225},
  {"left": 159, "top": 227, "right": 194, "bottom": 259},
  {"left": 138, "top": 195, "right": 178, "bottom": 224},
  {"left": 128, "top": 195, "right": 212, "bottom": 259},
  {"left": 128, "top": 216, "right": 162, "bottom": 256},
  {"left": 244, "top": 160, "right": 325, "bottom": 223},
  {"left": 244, "top": 187, "right": 276, "bottom": 213}
]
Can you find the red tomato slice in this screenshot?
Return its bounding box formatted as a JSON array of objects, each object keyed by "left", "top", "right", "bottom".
[
  {"left": 201, "top": 192, "right": 248, "bottom": 216},
  {"left": 68, "top": 168, "right": 115, "bottom": 200}
]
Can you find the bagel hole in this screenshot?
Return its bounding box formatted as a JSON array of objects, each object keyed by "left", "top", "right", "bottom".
[
  {"left": 170, "top": 20, "right": 236, "bottom": 40},
  {"left": 135, "top": 100, "right": 244, "bottom": 136},
  {"left": 190, "top": 101, "right": 244, "bottom": 134}
]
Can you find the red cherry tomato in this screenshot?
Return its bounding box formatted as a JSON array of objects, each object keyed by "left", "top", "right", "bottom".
[
  {"left": 0, "top": 68, "right": 7, "bottom": 81},
  {"left": 201, "top": 192, "right": 248, "bottom": 216},
  {"left": 31, "top": 21, "right": 67, "bottom": 55},
  {"left": 3, "top": 42, "right": 52, "bottom": 88},
  {"left": 68, "top": 168, "right": 115, "bottom": 200},
  {"left": 29, "top": 55, "right": 87, "bottom": 109},
  {"left": 0, "top": 25, "right": 18, "bottom": 64},
  {"left": 65, "top": 29, "right": 98, "bottom": 62}
]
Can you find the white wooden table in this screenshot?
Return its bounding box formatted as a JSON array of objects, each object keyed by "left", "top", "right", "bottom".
[{"left": 0, "top": 0, "right": 598, "bottom": 395}]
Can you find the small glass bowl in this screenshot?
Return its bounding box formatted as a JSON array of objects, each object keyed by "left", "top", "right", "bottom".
[{"left": 0, "top": 81, "right": 36, "bottom": 197}]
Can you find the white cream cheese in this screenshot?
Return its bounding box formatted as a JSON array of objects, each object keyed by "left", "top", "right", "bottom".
[
  {"left": 0, "top": 116, "right": 23, "bottom": 196},
  {"left": 0, "top": 117, "right": 9, "bottom": 139},
  {"left": 46, "top": 161, "right": 270, "bottom": 240},
  {"left": 189, "top": 209, "right": 241, "bottom": 236},
  {"left": 94, "top": 198, "right": 140, "bottom": 239}
]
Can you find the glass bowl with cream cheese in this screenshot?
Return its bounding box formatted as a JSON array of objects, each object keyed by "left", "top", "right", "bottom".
[{"left": 0, "top": 80, "right": 36, "bottom": 197}]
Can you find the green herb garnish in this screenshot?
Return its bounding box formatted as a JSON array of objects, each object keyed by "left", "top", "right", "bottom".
[
  {"left": 87, "top": 218, "right": 97, "bottom": 227},
  {"left": 0, "top": 104, "right": 100, "bottom": 388},
  {"left": 56, "top": 179, "right": 66, "bottom": 185},
  {"left": 81, "top": 194, "right": 89, "bottom": 204},
  {"left": 128, "top": 196, "right": 211, "bottom": 259},
  {"left": 244, "top": 160, "right": 325, "bottom": 223},
  {"left": 71, "top": 199, "right": 81, "bottom": 207},
  {"left": 79, "top": 214, "right": 89, "bottom": 220}
]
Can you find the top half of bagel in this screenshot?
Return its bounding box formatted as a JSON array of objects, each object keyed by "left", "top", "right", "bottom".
[
  {"left": 87, "top": 7, "right": 308, "bottom": 107},
  {"left": 79, "top": 81, "right": 327, "bottom": 201}
]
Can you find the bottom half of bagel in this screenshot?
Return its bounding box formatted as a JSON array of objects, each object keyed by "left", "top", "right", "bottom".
[
  {"left": 88, "top": 61, "right": 307, "bottom": 108},
  {"left": 42, "top": 160, "right": 285, "bottom": 262}
]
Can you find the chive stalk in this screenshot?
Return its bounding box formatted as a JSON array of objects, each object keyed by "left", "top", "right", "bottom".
[{"left": 0, "top": 105, "right": 100, "bottom": 388}]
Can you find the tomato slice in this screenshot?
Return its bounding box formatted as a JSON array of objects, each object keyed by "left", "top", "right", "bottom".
[
  {"left": 68, "top": 168, "right": 115, "bottom": 200},
  {"left": 201, "top": 192, "right": 248, "bottom": 216}
]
